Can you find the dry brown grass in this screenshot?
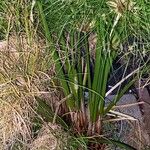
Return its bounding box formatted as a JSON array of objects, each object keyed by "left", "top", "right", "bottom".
[
  {"left": 30, "top": 122, "right": 68, "bottom": 150},
  {"left": 0, "top": 31, "right": 72, "bottom": 149},
  {"left": 0, "top": 85, "right": 34, "bottom": 149},
  {"left": 0, "top": 34, "right": 53, "bottom": 149}
]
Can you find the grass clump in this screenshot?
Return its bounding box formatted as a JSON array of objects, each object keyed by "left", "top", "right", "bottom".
[
  {"left": 0, "top": 35, "right": 43, "bottom": 149},
  {"left": 36, "top": 0, "right": 149, "bottom": 149}
]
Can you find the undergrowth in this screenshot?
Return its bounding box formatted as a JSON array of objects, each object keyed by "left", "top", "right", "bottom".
[{"left": 0, "top": 0, "right": 149, "bottom": 150}]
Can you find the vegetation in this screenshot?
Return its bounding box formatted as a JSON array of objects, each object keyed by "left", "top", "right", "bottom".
[{"left": 0, "top": 0, "right": 149, "bottom": 149}]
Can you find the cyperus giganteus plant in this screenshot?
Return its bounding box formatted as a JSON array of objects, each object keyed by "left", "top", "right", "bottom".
[{"left": 36, "top": 0, "right": 148, "bottom": 149}]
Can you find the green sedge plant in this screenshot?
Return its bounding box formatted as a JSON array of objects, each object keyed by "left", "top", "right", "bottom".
[{"left": 36, "top": 0, "right": 149, "bottom": 149}]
